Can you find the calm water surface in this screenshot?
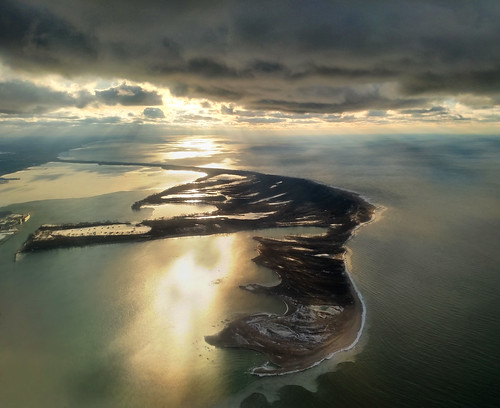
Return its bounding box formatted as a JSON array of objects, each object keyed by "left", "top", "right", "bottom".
[{"left": 1, "top": 134, "right": 499, "bottom": 407}]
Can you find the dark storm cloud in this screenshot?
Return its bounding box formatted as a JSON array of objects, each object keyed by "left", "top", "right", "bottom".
[
  {"left": 170, "top": 83, "right": 243, "bottom": 101},
  {"left": 248, "top": 98, "right": 412, "bottom": 114},
  {"left": 401, "top": 67, "right": 500, "bottom": 95},
  {"left": 248, "top": 60, "right": 287, "bottom": 75},
  {"left": 95, "top": 83, "right": 163, "bottom": 106},
  {"left": 0, "top": 0, "right": 97, "bottom": 71},
  {"left": 401, "top": 106, "right": 449, "bottom": 117},
  {"left": 0, "top": 79, "right": 89, "bottom": 114},
  {"left": 1, "top": 0, "right": 500, "bottom": 114},
  {"left": 0, "top": 80, "right": 163, "bottom": 115},
  {"left": 249, "top": 90, "right": 425, "bottom": 114},
  {"left": 289, "top": 65, "right": 397, "bottom": 81},
  {"left": 153, "top": 57, "right": 242, "bottom": 79}
]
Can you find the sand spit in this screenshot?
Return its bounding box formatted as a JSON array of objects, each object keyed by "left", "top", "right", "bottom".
[{"left": 19, "top": 160, "right": 374, "bottom": 375}]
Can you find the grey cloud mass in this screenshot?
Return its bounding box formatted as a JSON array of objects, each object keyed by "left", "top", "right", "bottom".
[
  {"left": 143, "top": 107, "right": 165, "bottom": 119},
  {"left": 0, "top": 80, "right": 162, "bottom": 115},
  {"left": 95, "top": 84, "right": 163, "bottom": 106},
  {"left": 1, "top": 0, "right": 500, "bottom": 114},
  {"left": 0, "top": 80, "right": 88, "bottom": 114}
]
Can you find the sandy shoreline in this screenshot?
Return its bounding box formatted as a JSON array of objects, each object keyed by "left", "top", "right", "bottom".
[{"left": 205, "top": 215, "right": 371, "bottom": 375}]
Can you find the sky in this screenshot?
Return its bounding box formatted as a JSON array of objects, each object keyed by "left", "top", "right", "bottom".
[{"left": 1, "top": 0, "right": 500, "bottom": 135}]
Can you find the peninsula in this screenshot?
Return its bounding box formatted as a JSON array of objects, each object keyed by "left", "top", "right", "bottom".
[{"left": 19, "top": 161, "right": 374, "bottom": 374}]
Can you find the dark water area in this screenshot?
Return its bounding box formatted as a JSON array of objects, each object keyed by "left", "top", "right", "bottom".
[
  {"left": 230, "top": 134, "right": 500, "bottom": 408},
  {"left": 231, "top": 134, "right": 500, "bottom": 408},
  {"left": 0, "top": 134, "right": 499, "bottom": 407}
]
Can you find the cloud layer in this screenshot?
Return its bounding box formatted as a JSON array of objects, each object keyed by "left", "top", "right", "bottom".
[
  {"left": 1, "top": 0, "right": 499, "bottom": 117},
  {"left": 0, "top": 80, "right": 162, "bottom": 114}
]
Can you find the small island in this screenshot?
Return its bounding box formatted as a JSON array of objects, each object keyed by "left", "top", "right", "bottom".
[
  {"left": 19, "top": 161, "right": 374, "bottom": 375},
  {"left": 0, "top": 211, "right": 30, "bottom": 245}
]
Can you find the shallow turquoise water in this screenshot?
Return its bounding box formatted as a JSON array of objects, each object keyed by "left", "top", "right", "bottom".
[{"left": 1, "top": 134, "right": 499, "bottom": 407}]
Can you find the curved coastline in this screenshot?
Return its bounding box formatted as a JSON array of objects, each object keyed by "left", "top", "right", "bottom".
[
  {"left": 19, "top": 159, "right": 375, "bottom": 375},
  {"left": 254, "top": 225, "right": 371, "bottom": 377}
]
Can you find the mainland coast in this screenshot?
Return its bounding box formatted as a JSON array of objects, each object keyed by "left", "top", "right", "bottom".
[{"left": 20, "top": 160, "right": 374, "bottom": 375}]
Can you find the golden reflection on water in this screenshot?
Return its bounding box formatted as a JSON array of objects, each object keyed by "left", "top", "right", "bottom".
[
  {"left": 0, "top": 162, "right": 202, "bottom": 207},
  {"left": 153, "top": 235, "right": 235, "bottom": 341},
  {"left": 162, "top": 139, "right": 221, "bottom": 160},
  {"left": 158, "top": 138, "right": 237, "bottom": 169},
  {"left": 112, "top": 229, "right": 324, "bottom": 406},
  {"left": 116, "top": 233, "right": 273, "bottom": 406}
]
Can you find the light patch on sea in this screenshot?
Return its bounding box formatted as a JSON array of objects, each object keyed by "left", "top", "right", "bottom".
[
  {"left": 0, "top": 161, "right": 203, "bottom": 207},
  {"left": 59, "top": 136, "right": 237, "bottom": 169},
  {"left": 142, "top": 203, "right": 217, "bottom": 219}
]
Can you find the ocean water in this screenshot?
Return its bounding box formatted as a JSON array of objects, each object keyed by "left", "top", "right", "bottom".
[{"left": 0, "top": 134, "right": 499, "bottom": 407}]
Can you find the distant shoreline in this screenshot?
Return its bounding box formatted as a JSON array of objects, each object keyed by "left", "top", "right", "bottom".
[{"left": 19, "top": 159, "right": 375, "bottom": 375}]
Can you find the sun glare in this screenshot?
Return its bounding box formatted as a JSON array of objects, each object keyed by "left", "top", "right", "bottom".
[
  {"left": 162, "top": 138, "right": 222, "bottom": 160},
  {"left": 122, "top": 234, "right": 237, "bottom": 396}
]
